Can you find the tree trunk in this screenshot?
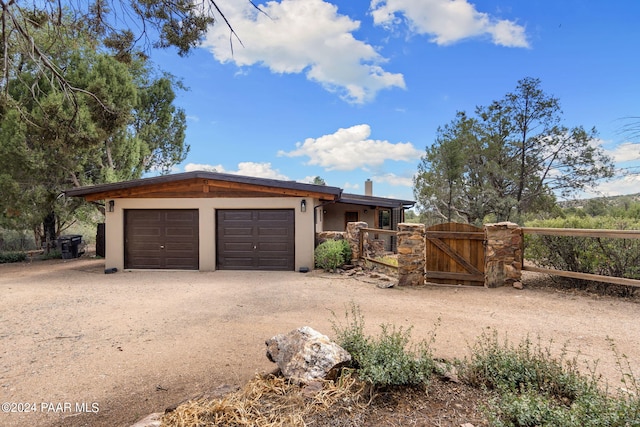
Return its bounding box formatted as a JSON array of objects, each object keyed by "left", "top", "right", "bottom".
[{"left": 43, "top": 212, "right": 57, "bottom": 253}]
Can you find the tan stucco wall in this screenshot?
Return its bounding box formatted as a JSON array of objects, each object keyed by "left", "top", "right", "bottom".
[
  {"left": 104, "top": 197, "right": 317, "bottom": 272},
  {"left": 319, "top": 203, "right": 378, "bottom": 231}
]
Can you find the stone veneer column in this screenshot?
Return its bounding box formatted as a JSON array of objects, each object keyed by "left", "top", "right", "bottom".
[
  {"left": 397, "top": 223, "right": 426, "bottom": 286},
  {"left": 484, "top": 222, "right": 523, "bottom": 288},
  {"left": 345, "top": 221, "right": 368, "bottom": 262}
]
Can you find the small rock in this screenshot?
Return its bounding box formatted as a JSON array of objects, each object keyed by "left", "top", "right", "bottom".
[
  {"left": 377, "top": 281, "right": 395, "bottom": 289},
  {"left": 130, "top": 412, "right": 162, "bottom": 427},
  {"left": 512, "top": 281, "right": 524, "bottom": 290},
  {"left": 435, "top": 361, "right": 459, "bottom": 383},
  {"left": 265, "top": 326, "right": 351, "bottom": 384},
  {"left": 302, "top": 380, "right": 324, "bottom": 397}
]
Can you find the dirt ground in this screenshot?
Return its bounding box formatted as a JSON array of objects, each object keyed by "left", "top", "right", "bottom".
[{"left": 1, "top": 257, "right": 639, "bottom": 427}]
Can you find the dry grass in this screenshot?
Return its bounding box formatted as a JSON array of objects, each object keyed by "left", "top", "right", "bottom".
[
  {"left": 161, "top": 372, "right": 369, "bottom": 427},
  {"left": 160, "top": 371, "right": 490, "bottom": 427}
]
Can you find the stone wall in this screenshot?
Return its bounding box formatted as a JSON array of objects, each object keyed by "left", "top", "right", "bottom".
[
  {"left": 484, "top": 222, "right": 523, "bottom": 288},
  {"left": 315, "top": 231, "right": 346, "bottom": 246},
  {"left": 338, "top": 221, "right": 524, "bottom": 288},
  {"left": 345, "top": 221, "right": 368, "bottom": 262},
  {"left": 396, "top": 223, "right": 426, "bottom": 287}
]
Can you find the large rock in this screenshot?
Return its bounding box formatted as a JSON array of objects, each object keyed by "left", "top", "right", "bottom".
[{"left": 265, "top": 326, "right": 351, "bottom": 384}]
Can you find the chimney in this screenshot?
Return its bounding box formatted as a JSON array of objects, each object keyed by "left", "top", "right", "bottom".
[{"left": 365, "top": 179, "right": 373, "bottom": 196}]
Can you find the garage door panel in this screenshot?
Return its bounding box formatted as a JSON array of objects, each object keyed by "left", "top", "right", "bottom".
[
  {"left": 222, "top": 227, "right": 254, "bottom": 237},
  {"left": 221, "top": 257, "right": 254, "bottom": 268},
  {"left": 130, "top": 227, "right": 162, "bottom": 238},
  {"left": 125, "top": 209, "right": 199, "bottom": 270},
  {"left": 258, "top": 227, "right": 291, "bottom": 237},
  {"left": 221, "top": 210, "right": 253, "bottom": 221},
  {"left": 222, "top": 242, "right": 255, "bottom": 252},
  {"left": 257, "top": 257, "right": 292, "bottom": 269},
  {"left": 129, "top": 244, "right": 164, "bottom": 254},
  {"left": 258, "top": 242, "right": 291, "bottom": 252},
  {"left": 129, "top": 211, "right": 163, "bottom": 222},
  {"left": 165, "top": 227, "right": 197, "bottom": 238},
  {"left": 217, "top": 209, "right": 294, "bottom": 271},
  {"left": 257, "top": 211, "right": 291, "bottom": 221},
  {"left": 128, "top": 256, "right": 163, "bottom": 269},
  {"left": 164, "top": 257, "right": 198, "bottom": 269},
  {"left": 165, "top": 242, "right": 197, "bottom": 251},
  {"left": 165, "top": 211, "right": 197, "bottom": 221}
]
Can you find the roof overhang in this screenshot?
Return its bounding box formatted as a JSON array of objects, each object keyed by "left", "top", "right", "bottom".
[
  {"left": 65, "top": 171, "right": 343, "bottom": 202},
  {"left": 337, "top": 193, "right": 415, "bottom": 209}
]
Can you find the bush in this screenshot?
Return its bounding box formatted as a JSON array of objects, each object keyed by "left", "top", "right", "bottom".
[
  {"left": 463, "top": 330, "right": 640, "bottom": 427},
  {"left": 331, "top": 303, "right": 436, "bottom": 388},
  {"left": 464, "top": 330, "right": 591, "bottom": 401},
  {"left": 41, "top": 250, "right": 62, "bottom": 260},
  {"left": 525, "top": 215, "right": 640, "bottom": 280},
  {"left": 0, "top": 228, "right": 37, "bottom": 252},
  {"left": 314, "top": 239, "right": 352, "bottom": 271},
  {"left": 0, "top": 251, "right": 27, "bottom": 263}
]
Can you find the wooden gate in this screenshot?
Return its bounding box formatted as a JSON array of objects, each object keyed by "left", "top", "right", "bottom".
[{"left": 425, "top": 223, "right": 485, "bottom": 286}]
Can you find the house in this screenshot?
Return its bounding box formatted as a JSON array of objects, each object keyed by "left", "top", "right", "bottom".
[
  {"left": 65, "top": 171, "right": 415, "bottom": 272},
  {"left": 321, "top": 179, "right": 412, "bottom": 231}
]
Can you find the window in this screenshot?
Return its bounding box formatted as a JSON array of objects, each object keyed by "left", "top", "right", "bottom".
[
  {"left": 344, "top": 211, "right": 359, "bottom": 228},
  {"left": 379, "top": 209, "right": 391, "bottom": 229}
]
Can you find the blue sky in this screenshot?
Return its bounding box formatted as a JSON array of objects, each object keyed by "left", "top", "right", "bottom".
[{"left": 149, "top": 0, "right": 640, "bottom": 203}]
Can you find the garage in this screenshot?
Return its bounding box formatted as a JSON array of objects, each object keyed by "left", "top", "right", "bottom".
[
  {"left": 125, "top": 209, "right": 199, "bottom": 270},
  {"left": 64, "top": 171, "right": 345, "bottom": 272},
  {"left": 217, "top": 209, "right": 294, "bottom": 271}
]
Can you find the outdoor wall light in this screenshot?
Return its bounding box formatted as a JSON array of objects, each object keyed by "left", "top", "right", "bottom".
[
  {"left": 108, "top": 200, "right": 115, "bottom": 212},
  {"left": 300, "top": 199, "right": 307, "bottom": 212}
]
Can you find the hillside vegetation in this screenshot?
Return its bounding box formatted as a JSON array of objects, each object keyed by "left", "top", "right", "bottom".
[{"left": 523, "top": 193, "right": 640, "bottom": 296}]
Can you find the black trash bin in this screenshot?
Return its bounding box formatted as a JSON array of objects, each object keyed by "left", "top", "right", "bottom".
[{"left": 59, "top": 235, "right": 82, "bottom": 259}]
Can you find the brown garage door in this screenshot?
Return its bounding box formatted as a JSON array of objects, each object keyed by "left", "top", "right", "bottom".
[
  {"left": 217, "top": 209, "right": 294, "bottom": 271},
  {"left": 125, "top": 209, "right": 199, "bottom": 270}
]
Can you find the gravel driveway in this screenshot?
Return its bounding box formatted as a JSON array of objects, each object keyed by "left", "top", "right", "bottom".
[{"left": 1, "top": 257, "right": 639, "bottom": 427}]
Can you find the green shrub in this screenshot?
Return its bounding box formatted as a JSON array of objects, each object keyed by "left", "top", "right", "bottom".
[
  {"left": 0, "top": 251, "right": 27, "bottom": 263},
  {"left": 464, "top": 330, "right": 640, "bottom": 427},
  {"left": 331, "top": 303, "right": 436, "bottom": 388},
  {"left": 488, "top": 390, "right": 574, "bottom": 427},
  {"left": 314, "top": 239, "right": 351, "bottom": 270},
  {"left": 525, "top": 215, "right": 640, "bottom": 280},
  {"left": 464, "top": 330, "right": 591, "bottom": 401},
  {"left": 489, "top": 387, "right": 640, "bottom": 427},
  {"left": 0, "top": 228, "right": 37, "bottom": 252},
  {"left": 40, "top": 250, "right": 62, "bottom": 260}
]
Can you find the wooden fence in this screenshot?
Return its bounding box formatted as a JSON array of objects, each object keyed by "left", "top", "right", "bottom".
[
  {"left": 359, "top": 228, "right": 398, "bottom": 271},
  {"left": 424, "top": 222, "right": 485, "bottom": 286},
  {"left": 522, "top": 227, "right": 640, "bottom": 288},
  {"left": 354, "top": 223, "right": 640, "bottom": 288}
]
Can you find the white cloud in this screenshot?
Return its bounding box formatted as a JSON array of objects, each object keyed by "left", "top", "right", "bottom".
[
  {"left": 370, "top": 0, "right": 529, "bottom": 47},
  {"left": 236, "top": 162, "right": 290, "bottom": 180},
  {"left": 604, "top": 142, "right": 640, "bottom": 163},
  {"left": 278, "top": 124, "right": 422, "bottom": 171},
  {"left": 584, "top": 175, "right": 640, "bottom": 198},
  {"left": 342, "top": 182, "right": 360, "bottom": 191},
  {"left": 184, "top": 163, "right": 223, "bottom": 172},
  {"left": 184, "top": 162, "right": 289, "bottom": 180},
  {"left": 203, "top": 0, "right": 405, "bottom": 103},
  {"left": 373, "top": 172, "right": 414, "bottom": 187}
]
